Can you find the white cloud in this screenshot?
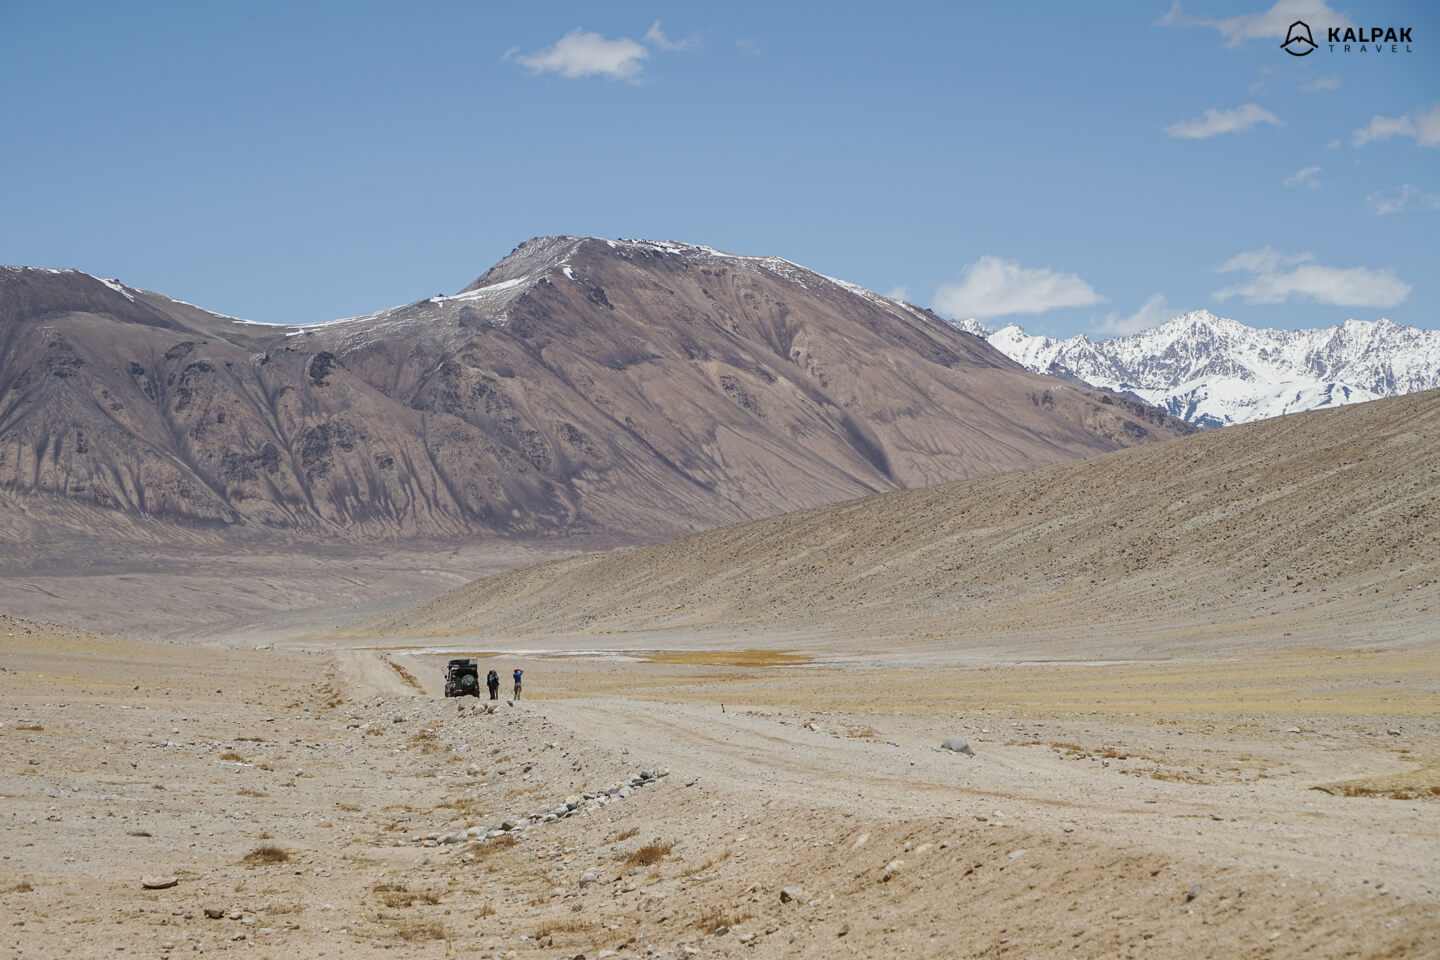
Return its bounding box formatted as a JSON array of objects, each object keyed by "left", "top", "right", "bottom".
[
  {"left": 644, "top": 21, "right": 698, "bottom": 51},
  {"left": 736, "top": 38, "right": 761, "bottom": 56},
  {"left": 516, "top": 29, "right": 649, "bottom": 81},
  {"left": 1282, "top": 166, "right": 1322, "bottom": 189},
  {"left": 1421, "top": 105, "right": 1440, "bottom": 147},
  {"left": 1217, "top": 247, "right": 1312, "bottom": 275},
  {"left": 1301, "top": 75, "right": 1342, "bottom": 93},
  {"left": 1352, "top": 113, "right": 1416, "bottom": 146},
  {"left": 1095, "top": 293, "right": 1173, "bottom": 336},
  {"left": 1213, "top": 247, "right": 1411, "bottom": 307},
  {"left": 883, "top": 286, "right": 908, "bottom": 302},
  {"left": 1325, "top": 138, "right": 1342, "bottom": 150},
  {"left": 1157, "top": 0, "right": 1353, "bottom": 47},
  {"left": 1352, "top": 104, "right": 1440, "bottom": 148},
  {"left": 1165, "top": 104, "right": 1282, "bottom": 139},
  {"left": 1365, "top": 184, "right": 1440, "bottom": 216},
  {"left": 934, "top": 256, "right": 1105, "bottom": 320}
]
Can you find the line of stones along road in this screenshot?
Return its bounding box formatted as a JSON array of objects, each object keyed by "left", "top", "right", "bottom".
[{"left": 409, "top": 768, "right": 673, "bottom": 848}]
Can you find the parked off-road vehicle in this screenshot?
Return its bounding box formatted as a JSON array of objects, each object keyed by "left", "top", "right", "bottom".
[{"left": 444, "top": 658, "right": 480, "bottom": 697}]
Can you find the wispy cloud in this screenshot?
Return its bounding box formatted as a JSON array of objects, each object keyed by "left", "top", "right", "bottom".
[
  {"left": 934, "top": 257, "right": 1105, "bottom": 320},
  {"left": 1156, "top": 0, "right": 1353, "bottom": 47},
  {"left": 1365, "top": 184, "right": 1440, "bottom": 216},
  {"left": 1095, "top": 293, "right": 1173, "bottom": 336},
  {"left": 1301, "top": 75, "right": 1341, "bottom": 93},
  {"left": 644, "top": 21, "right": 699, "bottom": 51},
  {"left": 1165, "top": 104, "right": 1282, "bottom": 139},
  {"left": 1213, "top": 246, "right": 1411, "bottom": 307},
  {"left": 736, "top": 38, "right": 761, "bottom": 56},
  {"left": 514, "top": 29, "right": 649, "bottom": 82},
  {"left": 1351, "top": 103, "right": 1440, "bottom": 148},
  {"left": 883, "top": 285, "right": 908, "bottom": 302},
  {"left": 1282, "top": 166, "right": 1322, "bottom": 189}
]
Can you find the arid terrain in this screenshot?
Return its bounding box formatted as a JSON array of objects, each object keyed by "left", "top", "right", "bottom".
[
  {"left": 0, "top": 240, "right": 1192, "bottom": 636},
  {"left": 357, "top": 388, "right": 1440, "bottom": 659},
  {"left": 3, "top": 389, "right": 1438, "bottom": 958},
  {"left": 2, "top": 618, "right": 1436, "bottom": 959}
]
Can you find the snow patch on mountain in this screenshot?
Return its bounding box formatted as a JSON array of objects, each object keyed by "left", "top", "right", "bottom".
[{"left": 953, "top": 310, "right": 1440, "bottom": 427}]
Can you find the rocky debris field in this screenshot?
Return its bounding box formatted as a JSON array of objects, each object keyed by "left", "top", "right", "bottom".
[{"left": 1, "top": 628, "right": 1437, "bottom": 959}]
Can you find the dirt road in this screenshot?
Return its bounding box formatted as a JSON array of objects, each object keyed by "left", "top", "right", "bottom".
[{"left": 3, "top": 627, "right": 1436, "bottom": 959}]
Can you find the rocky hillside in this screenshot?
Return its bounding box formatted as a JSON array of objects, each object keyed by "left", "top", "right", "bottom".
[
  {"left": 0, "top": 242, "right": 1190, "bottom": 544},
  {"left": 955, "top": 311, "right": 1440, "bottom": 428}
]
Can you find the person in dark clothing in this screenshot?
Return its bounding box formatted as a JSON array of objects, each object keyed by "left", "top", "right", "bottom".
[
  {"left": 512, "top": 668, "right": 523, "bottom": 701},
  {"left": 486, "top": 669, "right": 500, "bottom": 700}
]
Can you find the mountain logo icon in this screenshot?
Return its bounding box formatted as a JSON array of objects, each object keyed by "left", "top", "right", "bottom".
[{"left": 1281, "top": 20, "right": 1318, "bottom": 56}]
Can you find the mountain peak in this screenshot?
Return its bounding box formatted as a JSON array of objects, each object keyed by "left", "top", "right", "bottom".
[
  {"left": 953, "top": 310, "right": 1440, "bottom": 428},
  {"left": 1156, "top": 309, "right": 1242, "bottom": 334},
  {"left": 0, "top": 237, "right": 1190, "bottom": 546}
]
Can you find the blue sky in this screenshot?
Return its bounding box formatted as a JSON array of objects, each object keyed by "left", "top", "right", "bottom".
[{"left": 1, "top": 1, "right": 1435, "bottom": 336}]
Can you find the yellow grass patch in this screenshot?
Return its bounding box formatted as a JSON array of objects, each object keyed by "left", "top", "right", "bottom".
[
  {"left": 635, "top": 649, "right": 812, "bottom": 667},
  {"left": 242, "top": 844, "right": 289, "bottom": 864},
  {"left": 620, "top": 842, "right": 673, "bottom": 868},
  {"left": 1314, "top": 763, "right": 1440, "bottom": 801},
  {"left": 555, "top": 648, "right": 1439, "bottom": 721},
  {"left": 383, "top": 656, "right": 424, "bottom": 693}
]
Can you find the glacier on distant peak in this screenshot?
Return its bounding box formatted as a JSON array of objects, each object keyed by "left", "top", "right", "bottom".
[{"left": 951, "top": 310, "right": 1440, "bottom": 428}]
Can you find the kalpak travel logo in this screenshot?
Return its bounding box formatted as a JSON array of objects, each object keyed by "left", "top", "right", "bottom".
[
  {"left": 1281, "top": 19, "right": 1414, "bottom": 56},
  {"left": 1281, "top": 21, "right": 1317, "bottom": 55}
]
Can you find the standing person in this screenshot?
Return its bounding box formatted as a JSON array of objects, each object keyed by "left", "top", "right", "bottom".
[
  {"left": 486, "top": 669, "right": 499, "bottom": 700},
  {"left": 512, "top": 667, "right": 523, "bottom": 701}
]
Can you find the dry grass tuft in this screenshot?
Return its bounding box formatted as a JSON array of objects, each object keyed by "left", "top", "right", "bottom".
[
  {"left": 15, "top": 723, "right": 44, "bottom": 731},
  {"left": 1, "top": 882, "right": 34, "bottom": 894},
  {"left": 126, "top": 830, "right": 152, "bottom": 838},
  {"left": 695, "top": 904, "right": 750, "bottom": 933},
  {"left": 408, "top": 728, "right": 451, "bottom": 755},
  {"left": 390, "top": 920, "right": 447, "bottom": 941},
  {"left": 467, "top": 834, "right": 519, "bottom": 859},
  {"left": 613, "top": 827, "right": 640, "bottom": 842},
  {"left": 218, "top": 750, "right": 246, "bottom": 762},
  {"left": 243, "top": 844, "right": 290, "bottom": 864},
  {"left": 622, "top": 842, "right": 674, "bottom": 868},
  {"left": 374, "top": 881, "right": 441, "bottom": 908},
  {"left": 532, "top": 917, "right": 592, "bottom": 939},
  {"left": 237, "top": 787, "right": 267, "bottom": 797}
]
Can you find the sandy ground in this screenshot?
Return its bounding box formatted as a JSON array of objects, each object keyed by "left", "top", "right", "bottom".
[
  {"left": 2, "top": 616, "right": 1436, "bottom": 959},
  {"left": 0, "top": 539, "right": 590, "bottom": 641}
]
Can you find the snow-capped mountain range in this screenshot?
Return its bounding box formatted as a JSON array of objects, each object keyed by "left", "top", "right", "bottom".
[{"left": 952, "top": 311, "right": 1440, "bottom": 428}]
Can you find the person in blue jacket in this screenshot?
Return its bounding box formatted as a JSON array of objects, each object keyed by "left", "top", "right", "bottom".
[{"left": 512, "top": 667, "right": 523, "bottom": 701}]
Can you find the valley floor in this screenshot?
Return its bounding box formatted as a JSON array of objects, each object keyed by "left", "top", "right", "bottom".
[{"left": 1, "top": 620, "right": 1437, "bottom": 959}]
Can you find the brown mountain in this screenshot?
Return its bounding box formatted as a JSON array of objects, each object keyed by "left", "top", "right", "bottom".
[
  {"left": 0, "top": 239, "right": 1190, "bottom": 546},
  {"left": 363, "top": 388, "right": 1440, "bottom": 653}
]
